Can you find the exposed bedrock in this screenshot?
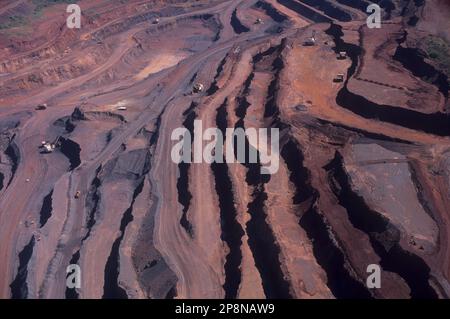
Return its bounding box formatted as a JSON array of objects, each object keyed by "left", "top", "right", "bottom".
[
  {"left": 38, "top": 190, "right": 53, "bottom": 229},
  {"left": 103, "top": 180, "right": 145, "bottom": 299},
  {"left": 326, "top": 23, "right": 450, "bottom": 137},
  {"left": 231, "top": 8, "right": 250, "bottom": 34},
  {"left": 325, "top": 151, "right": 439, "bottom": 298},
  {"left": 212, "top": 99, "right": 244, "bottom": 299},
  {"left": 10, "top": 236, "right": 35, "bottom": 299},
  {"left": 176, "top": 102, "right": 197, "bottom": 236},
  {"left": 59, "top": 138, "right": 81, "bottom": 171},
  {"left": 132, "top": 184, "right": 178, "bottom": 299},
  {"left": 78, "top": 148, "right": 153, "bottom": 298},
  {"left": 277, "top": 0, "right": 332, "bottom": 23},
  {"left": 254, "top": 1, "right": 289, "bottom": 23},
  {"left": 298, "top": 0, "right": 352, "bottom": 22},
  {"left": 281, "top": 139, "right": 372, "bottom": 298}
]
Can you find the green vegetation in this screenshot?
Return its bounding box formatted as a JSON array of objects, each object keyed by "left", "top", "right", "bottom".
[
  {"left": 0, "top": 15, "right": 26, "bottom": 30},
  {"left": 423, "top": 35, "right": 450, "bottom": 77},
  {"left": 0, "top": 0, "right": 79, "bottom": 31},
  {"left": 32, "top": 0, "right": 79, "bottom": 16}
]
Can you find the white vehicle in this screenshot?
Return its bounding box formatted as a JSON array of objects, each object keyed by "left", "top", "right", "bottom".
[
  {"left": 193, "top": 83, "right": 204, "bottom": 93},
  {"left": 337, "top": 51, "right": 347, "bottom": 59}
]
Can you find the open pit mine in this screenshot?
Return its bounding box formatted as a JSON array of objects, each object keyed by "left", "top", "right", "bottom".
[{"left": 0, "top": 0, "right": 450, "bottom": 300}]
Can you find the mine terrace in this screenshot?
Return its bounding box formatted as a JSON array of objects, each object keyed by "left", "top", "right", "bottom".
[{"left": 0, "top": 0, "right": 449, "bottom": 299}]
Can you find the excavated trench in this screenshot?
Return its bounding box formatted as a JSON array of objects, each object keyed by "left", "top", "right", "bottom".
[
  {"left": 371, "top": 0, "right": 396, "bottom": 18},
  {"left": 103, "top": 180, "right": 145, "bottom": 299},
  {"left": 277, "top": 0, "right": 332, "bottom": 23},
  {"left": 149, "top": 108, "right": 165, "bottom": 147},
  {"left": 393, "top": 44, "right": 449, "bottom": 99},
  {"left": 65, "top": 250, "right": 80, "bottom": 299},
  {"left": 326, "top": 23, "right": 450, "bottom": 137},
  {"left": 230, "top": 53, "right": 291, "bottom": 298},
  {"left": 231, "top": 8, "right": 250, "bottom": 34},
  {"left": 177, "top": 102, "right": 197, "bottom": 236},
  {"left": 211, "top": 98, "right": 244, "bottom": 299},
  {"left": 325, "top": 152, "right": 438, "bottom": 298},
  {"left": 92, "top": 6, "right": 214, "bottom": 41},
  {"left": 259, "top": 39, "right": 372, "bottom": 297},
  {"left": 82, "top": 167, "right": 102, "bottom": 241},
  {"left": 10, "top": 236, "right": 35, "bottom": 299},
  {"left": 335, "top": 0, "right": 370, "bottom": 12},
  {"left": 4, "top": 141, "right": 19, "bottom": 187},
  {"left": 254, "top": 1, "right": 289, "bottom": 23},
  {"left": 298, "top": 0, "right": 352, "bottom": 22},
  {"left": 60, "top": 137, "right": 81, "bottom": 171},
  {"left": 39, "top": 190, "right": 53, "bottom": 228},
  {"left": 336, "top": 0, "right": 396, "bottom": 19},
  {"left": 235, "top": 72, "right": 255, "bottom": 128},
  {"left": 245, "top": 178, "right": 291, "bottom": 298},
  {"left": 263, "top": 51, "right": 283, "bottom": 119},
  {"left": 317, "top": 119, "right": 414, "bottom": 144},
  {"left": 281, "top": 139, "right": 372, "bottom": 298},
  {"left": 207, "top": 56, "right": 228, "bottom": 96}
]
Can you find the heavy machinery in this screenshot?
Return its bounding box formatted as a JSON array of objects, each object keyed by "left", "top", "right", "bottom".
[
  {"left": 193, "top": 83, "right": 204, "bottom": 93},
  {"left": 39, "top": 136, "right": 61, "bottom": 153},
  {"left": 337, "top": 51, "right": 347, "bottom": 59},
  {"left": 255, "top": 18, "right": 263, "bottom": 24},
  {"left": 35, "top": 103, "right": 47, "bottom": 110},
  {"left": 334, "top": 73, "right": 345, "bottom": 82},
  {"left": 303, "top": 30, "right": 316, "bottom": 46},
  {"left": 75, "top": 190, "right": 81, "bottom": 199}
]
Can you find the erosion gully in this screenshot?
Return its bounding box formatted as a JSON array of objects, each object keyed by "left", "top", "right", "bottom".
[{"left": 10, "top": 236, "right": 35, "bottom": 299}]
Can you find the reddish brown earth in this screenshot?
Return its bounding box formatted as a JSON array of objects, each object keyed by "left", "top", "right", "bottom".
[{"left": 0, "top": 0, "right": 449, "bottom": 299}]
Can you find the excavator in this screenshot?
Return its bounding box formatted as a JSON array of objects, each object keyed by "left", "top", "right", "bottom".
[{"left": 39, "top": 136, "right": 61, "bottom": 154}]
